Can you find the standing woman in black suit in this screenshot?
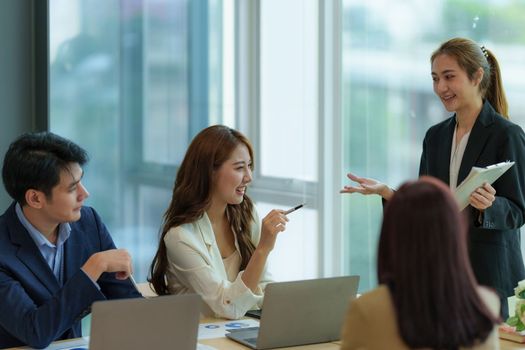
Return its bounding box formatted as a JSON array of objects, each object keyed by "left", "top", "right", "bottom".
[{"left": 342, "top": 37, "right": 525, "bottom": 318}]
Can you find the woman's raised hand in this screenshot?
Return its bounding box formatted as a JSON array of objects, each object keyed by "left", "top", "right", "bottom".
[
  {"left": 340, "top": 172, "right": 394, "bottom": 200},
  {"left": 258, "top": 209, "right": 289, "bottom": 254}
]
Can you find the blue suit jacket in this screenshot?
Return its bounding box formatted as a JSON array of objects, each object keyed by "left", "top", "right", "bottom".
[
  {"left": 0, "top": 203, "right": 141, "bottom": 349},
  {"left": 419, "top": 100, "right": 525, "bottom": 317}
]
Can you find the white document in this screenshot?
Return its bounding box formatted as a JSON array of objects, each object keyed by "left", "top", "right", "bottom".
[
  {"left": 454, "top": 161, "right": 514, "bottom": 210},
  {"left": 198, "top": 319, "right": 260, "bottom": 340}
]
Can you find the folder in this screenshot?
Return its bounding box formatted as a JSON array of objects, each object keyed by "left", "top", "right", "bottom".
[
  {"left": 499, "top": 324, "right": 525, "bottom": 343},
  {"left": 454, "top": 161, "right": 514, "bottom": 211}
]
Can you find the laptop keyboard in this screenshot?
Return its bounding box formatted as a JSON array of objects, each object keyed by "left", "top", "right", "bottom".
[
  {"left": 239, "top": 327, "right": 259, "bottom": 332},
  {"left": 227, "top": 327, "right": 260, "bottom": 347},
  {"left": 228, "top": 326, "right": 259, "bottom": 334},
  {"left": 245, "top": 309, "right": 262, "bottom": 319}
]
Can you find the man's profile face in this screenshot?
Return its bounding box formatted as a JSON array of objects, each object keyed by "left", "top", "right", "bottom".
[{"left": 40, "top": 162, "right": 90, "bottom": 224}]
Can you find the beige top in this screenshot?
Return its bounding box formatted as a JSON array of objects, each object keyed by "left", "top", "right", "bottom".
[
  {"left": 164, "top": 210, "right": 272, "bottom": 320},
  {"left": 450, "top": 123, "right": 472, "bottom": 191},
  {"left": 340, "top": 284, "right": 500, "bottom": 350},
  {"left": 223, "top": 251, "right": 242, "bottom": 282}
]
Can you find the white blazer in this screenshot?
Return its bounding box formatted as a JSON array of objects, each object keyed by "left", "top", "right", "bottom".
[{"left": 164, "top": 209, "right": 272, "bottom": 319}]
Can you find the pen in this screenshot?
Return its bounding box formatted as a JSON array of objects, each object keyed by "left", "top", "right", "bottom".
[{"left": 284, "top": 203, "right": 305, "bottom": 215}]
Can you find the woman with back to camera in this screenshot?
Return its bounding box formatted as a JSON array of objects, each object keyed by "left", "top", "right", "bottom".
[
  {"left": 149, "top": 125, "right": 288, "bottom": 319},
  {"left": 341, "top": 38, "right": 525, "bottom": 317},
  {"left": 341, "top": 177, "right": 500, "bottom": 350}
]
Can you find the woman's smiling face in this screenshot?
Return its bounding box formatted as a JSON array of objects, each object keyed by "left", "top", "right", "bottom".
[
  {"left": 211, "top": 143, "right": 253, "bottom": 206},
  {"left": 431, "top": 53, "right": 482, "bottom": 114}
]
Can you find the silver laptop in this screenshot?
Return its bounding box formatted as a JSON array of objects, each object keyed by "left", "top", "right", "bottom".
[
  {"left": 89, "top": 294, "right": 201, "bottom": 350},
  {"left": 226, "top": 275, "right": 359, "bottom": 349}
]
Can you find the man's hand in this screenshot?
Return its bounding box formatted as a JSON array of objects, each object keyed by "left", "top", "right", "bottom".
[{"left": 82, "top": 249, "right": 133, "bottom": 281}]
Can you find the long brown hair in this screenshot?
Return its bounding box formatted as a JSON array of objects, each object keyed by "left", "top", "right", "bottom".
[
  {"left": 431, "top": 37, "right": 509, "bottom": 118},
  {"left": 149, "top": 125, "right": 256, "bottom": 295},
  {"left": 378, "top": 177, "right": 499, "bottom": 348}
]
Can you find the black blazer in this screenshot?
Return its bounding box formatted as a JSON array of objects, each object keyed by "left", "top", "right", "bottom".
[
  {"left": 419, "top": 100, "right": 525, "bottom": 317},
  {"left": 0, "top": 203, "right": 142, "bottom": 349}
]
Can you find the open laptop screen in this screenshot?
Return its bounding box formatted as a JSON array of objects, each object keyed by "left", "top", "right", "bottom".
[
  {"left": 228, "top": 275, "right": 359, "bottom": 349},
  {"left": 89, "top": 294, "right": 201, "bottom": 350}
]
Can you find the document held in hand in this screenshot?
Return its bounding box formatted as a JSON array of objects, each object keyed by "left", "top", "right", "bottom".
[{"left": 455, "top": 161, "right": 514, "bottom": 210}]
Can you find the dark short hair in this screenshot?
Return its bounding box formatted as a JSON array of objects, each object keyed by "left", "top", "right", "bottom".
[{"left": 2, "top": 132, "right": 88, "bottom": 205}]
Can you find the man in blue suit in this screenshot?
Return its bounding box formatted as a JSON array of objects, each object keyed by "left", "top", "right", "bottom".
[{"left": 0, "top": 132, "right": 142, "bottom": 349}]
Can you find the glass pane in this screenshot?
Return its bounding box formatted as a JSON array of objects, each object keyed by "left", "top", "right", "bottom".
[
  {"left": 259, "top": 0, "right": 318, "bottom": 181},
  {"left": 142, "top": 0, "right": 189, "bottom": 165},
  {"left": 49, "top": 0, "right": 225, "bottom": 282},
  {"left": 342, "top": 0, "right": 525, "bottom": 292},
  {"left": 112, "top": 185, "right": 171, "bottom": 280},
  {"left": 255, "top": 202, "right": 318, "bottom": 281},
  {"left": 50, "top": 0, "right": 121, "bottom": 225}
]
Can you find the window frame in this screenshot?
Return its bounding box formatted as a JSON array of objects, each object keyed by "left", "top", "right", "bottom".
[{"left": 236, "top": 0, "right": 345, "bottom": 278}]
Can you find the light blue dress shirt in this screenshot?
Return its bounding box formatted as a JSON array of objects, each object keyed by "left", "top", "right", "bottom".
[{"left": 15, "top": 203, "right": 71, "bottom": 285}]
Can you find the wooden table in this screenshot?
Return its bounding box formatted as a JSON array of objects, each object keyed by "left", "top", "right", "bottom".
[
  {"left": 198, "top": 317, "right": 340, "bottom": 349},
  {"left": 6, "top": 321, "right": 524, "bottom": 349},
  {"left": 501, "top": 339, "right": 525, "bottom": 350},
  {"left": 5, "top": 317, "right": 340, "bottom": 349},
  {"left": 200, "top": 337, "right": 340, "bottom": 349},
  {"left": 203, "top": 338, "right": 525, "bottom": 349}
]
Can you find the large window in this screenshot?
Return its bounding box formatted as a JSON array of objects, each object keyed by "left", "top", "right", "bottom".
[
  {"left": 253, "top": 0, "right": 320, "bottom": 280},
  {"left": 49, "top": 0, "right": 324, "bottom": 283},
  {"left": 49, "top": 0, "right": 232, "bottom": 281},
  {"left": 49, "top": 0, "right": 525, "bottom": 293}
]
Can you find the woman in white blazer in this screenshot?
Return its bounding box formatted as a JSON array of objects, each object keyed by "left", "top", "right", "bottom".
[{"left": 149, "top": 125, "right": 288, "bottom": 319}]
